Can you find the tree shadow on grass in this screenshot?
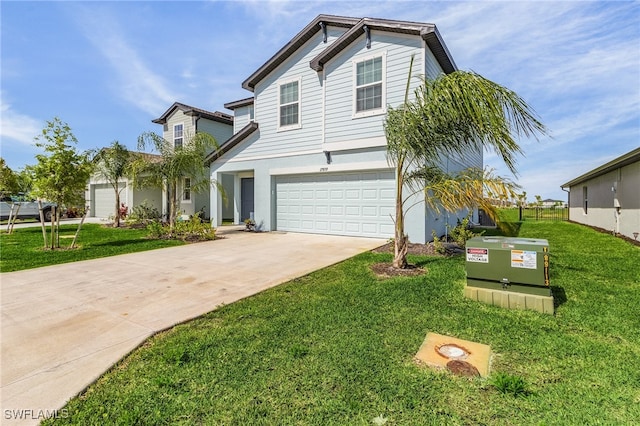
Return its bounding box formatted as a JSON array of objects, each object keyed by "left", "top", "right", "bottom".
[
  {"left": 91, "top": 239, "right": 155, "bottom": 248},
  {"left": 497, "top": 221, "right": 522, "bottom": 237}
]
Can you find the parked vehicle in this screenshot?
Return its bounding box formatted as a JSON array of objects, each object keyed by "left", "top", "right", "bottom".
[{"left": 0, "top": 195, "right": 56, "bottom": 222}]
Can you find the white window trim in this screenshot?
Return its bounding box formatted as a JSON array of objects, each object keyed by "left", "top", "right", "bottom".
[
  {"left": 277, "top": 76, "right": 302, "bottom": 132},
  {"left": 173, "top": 123, "right": 185, "bottom": 148},
  {"left": 352, "top": 51, "right": 386, "bottom": 119},
  {"left": 248, "top": 105, "right": 255, "bottom": 122},
  {"left": 182, "top": 177, "right": 192, "bottom": 203}
]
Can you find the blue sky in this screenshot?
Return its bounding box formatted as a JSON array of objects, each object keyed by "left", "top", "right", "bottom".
[{"left": 1, "top": 0, "right": 638, "bottom": 202}]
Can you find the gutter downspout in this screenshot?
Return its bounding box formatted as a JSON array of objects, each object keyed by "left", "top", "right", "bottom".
[{"left": 561, "top": 186, "right": 570, "bottom": 221}]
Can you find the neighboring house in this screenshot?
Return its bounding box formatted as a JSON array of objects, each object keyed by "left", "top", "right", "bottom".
[
  {"left": 87, "top": 152, "right": 163, "bottom": 220},
  {"left": 561, "top": 147, "right": 640, "bottom": 240},
  {"left": 541, "top": 199, "right": 566, "bottom": 208},
  {"left": 206, "top": 14, "right": 479, "bottom": 243},
  {"left": 152, "top": 102, "right": 234, "bottom": 220}
]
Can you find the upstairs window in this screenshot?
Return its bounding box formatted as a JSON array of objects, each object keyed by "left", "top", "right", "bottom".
[
  {"left": 183, "top": 177, "right": 191, "bottom": 201},
  {"left": 249, "top": 105, "right": 255, "bottom": 121},
  {"left": 173, "top": 124, "right": 184, "bottom": 148},
  {"left": 354, "top": 55, "right": 385, "bottom": 116},
  {"left": 278, "top": 78, "right": 300, "bottom": 130}
]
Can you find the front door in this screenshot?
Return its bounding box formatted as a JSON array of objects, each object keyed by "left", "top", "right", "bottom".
[{"left": 240, "top": 178, "right": 254, "bottom": 221}]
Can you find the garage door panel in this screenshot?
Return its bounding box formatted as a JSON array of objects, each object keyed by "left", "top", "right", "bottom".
[
  {"left": 362, "top": 206, "right": 377, "bottom": 217},
  {"left": 330, "top": 206, "right": 344, "bottom": 216},
  {"left": 276, "top": 171, "right": 394, "bottom": 238},
  {"left": 380, "top": 223, "right": 395, "bottom": 234},
  {"left": 380, "top": 188, "right": 395, "bottom": 199},
  {"left": 345, "top": 206, "right": 360, "bottom": 216},
  {"left": 362, "top": 189, "right": 378, "bottom": 199},
  {"left": 379, "top": 206, "right": 394, "bottom": 216},
  {"left": 345, "top": 189, "right": 360, "bottom": 199},
  {"left": 315, "top": 221, "right": 328, "bottom": 230}
]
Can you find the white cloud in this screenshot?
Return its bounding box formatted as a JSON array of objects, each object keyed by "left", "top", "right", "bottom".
[
  {"left": 70, "top": 6, "right": 177, "bottom": 115},
  {"left": 0, "top": 95, "right": 41, "bottom": 145}
]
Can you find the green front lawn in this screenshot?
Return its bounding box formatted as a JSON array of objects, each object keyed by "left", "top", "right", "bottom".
[
  {"left": 0, "top": 224, "right": 185, "bottom": 272},
  {"left": 45, "top": 221, "right": 640, "bottom": 425}
]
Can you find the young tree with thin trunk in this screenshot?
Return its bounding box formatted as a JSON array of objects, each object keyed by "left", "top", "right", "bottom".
[
  {"left": 31, "top": 117, "right": 93, "bottom": 248},
  {"left": 385, "top": 58, "right": 548, "bottom": 269},
  {"left": 134, "top": 131, "right": 222, "bottom": 231},
  {"left": 93, "top": 141, "right": 136, "bottom": 227}
]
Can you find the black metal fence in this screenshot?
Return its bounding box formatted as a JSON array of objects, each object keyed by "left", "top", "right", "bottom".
[{"left": 519, "top": 206, "right": 568, "bottom": 221}]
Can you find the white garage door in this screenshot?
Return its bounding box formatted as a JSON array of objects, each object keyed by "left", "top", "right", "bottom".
[
  {"left": 93, "top": 184, "right": 117, "bottom": 219},
  {"left": 275, "top": 170, "right": 395, "bottom": 238}
]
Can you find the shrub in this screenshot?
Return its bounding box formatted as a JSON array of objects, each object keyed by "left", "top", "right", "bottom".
[
  {"left": 146, "top": 212, "right": 215, "bottom": 241},
  {"left": 431, "top": 230, "right": 447, "bottom": 254},
  {"left": 448, "top": 215, "right": 484, "bottom": 248},
  {"left": 126, "top": 200, "right": 162, "bottom": 226}
]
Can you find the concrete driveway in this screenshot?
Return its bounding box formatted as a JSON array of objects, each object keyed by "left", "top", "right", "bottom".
[{"left": 1, "top": 228, "right": 385, "bottom": 425}]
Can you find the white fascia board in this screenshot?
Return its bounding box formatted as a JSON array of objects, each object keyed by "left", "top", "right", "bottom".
[
  {"left": 225, "top": 149, "right": 322, "bottom": 164},
  {"left": 321, "top": 136, "right": 387, "bottom": 152},
  {"left": 270, "top": 160, "right": 391, "bottom": 176}
]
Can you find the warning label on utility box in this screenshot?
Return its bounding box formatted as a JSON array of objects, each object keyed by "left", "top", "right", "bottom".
[
  {"left": 511, "top": 250, "right": 537, "bottom": 269},
  {"left": 466, "top": 247, "right": 489, "bottom": 263}
]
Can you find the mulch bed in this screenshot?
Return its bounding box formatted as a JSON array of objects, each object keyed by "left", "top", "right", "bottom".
[
  {"left": 370, "top": 241, "right": 464, "bottom": 278},
  {"left": 372, "top": 241, "right": 464, "bottom": 256},
  {"left": 370, "top": 262, "right": 427, "bottom": 278}
]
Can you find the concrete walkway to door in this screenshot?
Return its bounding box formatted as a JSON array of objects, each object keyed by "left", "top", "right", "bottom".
[{"left": 1, "top": 228, "right": 385, "bottom": 425}]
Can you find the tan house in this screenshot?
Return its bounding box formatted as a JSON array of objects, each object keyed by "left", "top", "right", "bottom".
[{"left": 561, "top": 147, "right": 640, "bottom": 240}]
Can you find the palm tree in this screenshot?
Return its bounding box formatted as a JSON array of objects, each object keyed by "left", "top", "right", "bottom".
[
  {"left": 385, "top": 60, "right": 548, "bottom": 269},
  {"left": 93, "top": 141, "right": 135, "bottom": 227},
  {"left": 134, "top": 131, "right": 222, "bottom": 231}
]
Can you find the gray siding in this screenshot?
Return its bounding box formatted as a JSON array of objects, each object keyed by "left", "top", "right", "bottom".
[
  {"left": 424, "top": 46, "right": 443, "bottom": 80},
  {"left": 198, "top": 119, "right": 234, "bottom": 152},
  {"left": 568, "top": 160, "right": 640, "bottom": 239},
  {"left": 324, "top": 32, "right": 423, "bottom": 144},
  {"left": 234, "top": 27, "right": 347, "bottom": 161},
  {"left": 233, "top": 106, "right": 252, "bottom": 133}
]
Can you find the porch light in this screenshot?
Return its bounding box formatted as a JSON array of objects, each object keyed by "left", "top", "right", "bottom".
[
  {"left": 320, "top": 22, "right": 327, "bottom": 43},
  {"left": 363, "top": 25, "right": 371, "bottom": 49},
  {"left": 324, "top": 150, "right": 332, "bottom": 164}
]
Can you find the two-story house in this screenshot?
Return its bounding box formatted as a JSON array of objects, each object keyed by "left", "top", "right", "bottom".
[
  {"left": 206, "top": 14, "right": 480, "bottom": 243},
  {"left": 152, "top": 102, "right": 234, "bottom": 220},
  {"left": 88, "top": 103, "right": 233, "bottom": 221}
]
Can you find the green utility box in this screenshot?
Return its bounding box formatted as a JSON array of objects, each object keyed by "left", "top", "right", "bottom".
[{"left": 465, "top": 236, "right": 550, "bottom": 296}]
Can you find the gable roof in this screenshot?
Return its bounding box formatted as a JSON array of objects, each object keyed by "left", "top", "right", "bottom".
[
  {"left": 561, "top": 146, "right": 640, "bottom": 188},
  {"left": 204, "top": 122, "right": 259, "bottom": 165},
  {"left": 241, "top": 14, "right": 456, "bottom": 91},
  {"left": 310, "top": 17, "right": 456, "bottom": 73},
  {"left": 152, "top": 102, "right": 233, "bottom": 125},
  {"left": 242, "top": 15, "right": 358, "bottom": 91}
]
